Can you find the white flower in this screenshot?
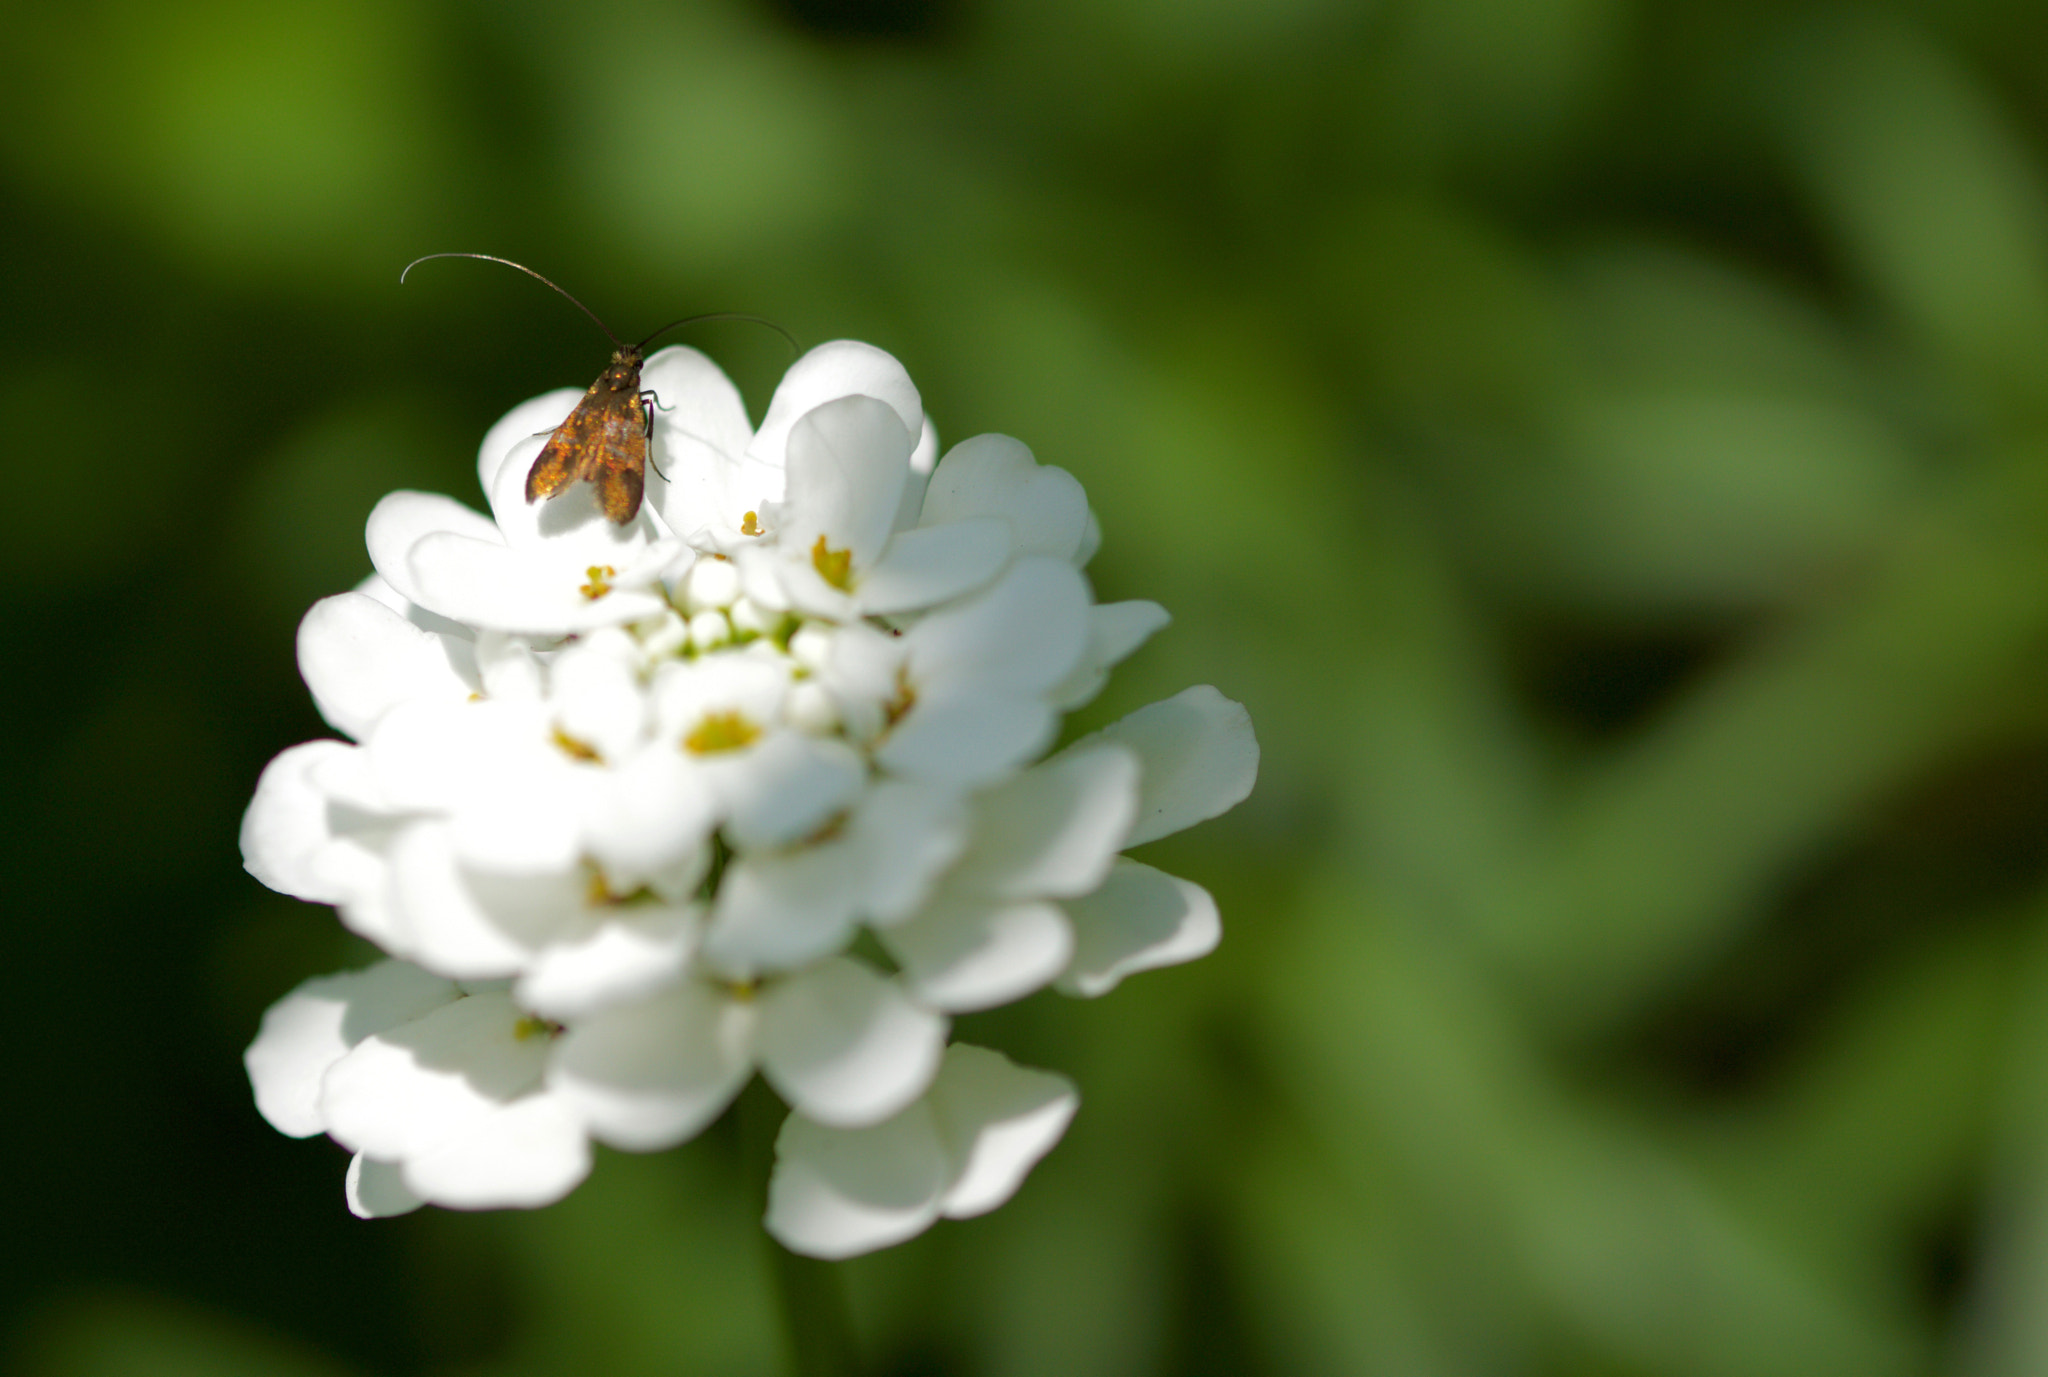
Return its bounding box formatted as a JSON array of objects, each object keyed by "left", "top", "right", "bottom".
[
  {"left": 243, "top": 334, "right": 1258, "bottom": 1249},
  {"left": 549, "top": 957, "right": 947, "bottom": 1148},
  {"left": 765, "top": 1043, "right": 1078, "bottom": 1259},
  {"left": 245, "top": 960, "right": 591, "bottom": 1216},
  {"left": 882, "top": 685, "right": 1258, "bottom": 1010},
  {"left": 732, "top": 395, "right": 1011, "bottom": 620}
]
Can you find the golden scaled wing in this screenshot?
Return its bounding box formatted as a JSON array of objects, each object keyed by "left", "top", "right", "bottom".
[{"left": 524, "top": 389, "right": 649, "bottom": 523}]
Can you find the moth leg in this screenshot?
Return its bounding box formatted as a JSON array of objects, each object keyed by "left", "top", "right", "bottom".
[{"left": 638, "top": 393, "right": 671, "bottom": 481}]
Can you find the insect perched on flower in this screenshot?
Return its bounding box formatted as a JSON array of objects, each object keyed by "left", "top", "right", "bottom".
[
  {"left": 241, "top": 320, "right": 1257, "bottom": 1260},
  {"left": 401, "top": 252, "right": 789, "bottom": 524}
]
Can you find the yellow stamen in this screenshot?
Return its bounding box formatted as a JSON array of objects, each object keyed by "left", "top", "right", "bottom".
[
  {"left": 580, "top": 565, "right": 616, "bottom": 600},
  {"left": 684, "top": 710, "right": 762, "bottom": 755},
  {"left": 884, "top": 667, "right": 917, "bottom": 727},
  {"left": 811, "top": 535, "right": 854, "bottom": 591},
  {"left": 552, "top": 727, "right": 601, "bottom": 762}
]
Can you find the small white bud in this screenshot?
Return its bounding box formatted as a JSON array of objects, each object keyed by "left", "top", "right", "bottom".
[
  {"left": 730, "top": 597, "right": 775, "bottom": 635},
  {"left": 637, "top": 611, "right": 690, "bottom": 660},
  {"left": 786, "top": 681, "right": 840, "bottom": 734},
  {"left": 684, "top": 557, "right": 742, "bottom": 611},
  {"left": 787, "top": 626, "right": 834, "bottom": 672},
  {"left": 688, "top": 610, "right": 730, "bottom": 649}
]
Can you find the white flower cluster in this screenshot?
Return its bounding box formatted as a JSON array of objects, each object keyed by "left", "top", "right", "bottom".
[{"left": 241, "top": 341, "right": 1256, "bottom": 1258}]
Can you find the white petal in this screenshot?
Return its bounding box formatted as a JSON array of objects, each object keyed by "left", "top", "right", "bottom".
[
  {"left": 400, "top": 1092, "right": 592, "bottom": 1210},
  {"left": 365, "top": 490, "right": 502, "bottom": 609},
  {"left": 920, "top": 434, "right": 1090, "bottom": 561},
  {"left": 875, "top": 695, "right": 1057, "bottom": 787},
  {"left": 408, "top": 531, "right": 666, "bottom": 635},
  {"left": 318, "top": 991, "right": 549, "bottom": 1161},
  {"left": 718, "top": 733, "right": 866, "bottom": 851},
  {"left": 363, "top": 582, "right": 477, "bottom": 643},
  {"left": 305, "top": 744, "right": 391, "bottom": 813},
  {"left": 821, "top": 620, "right": 907, "bottom": 743},
  {"left": 386, "top": 823, "right": 548, "bottom": 979},
  {"left": 451, "top": 777, "right": 593, "bottom": 877},
  {"left": 514, "top": 904, "right": 700, "bottom": 1021},
  {"left": 337, "top": 885, "right": 410, "bottom": 955},
  {"left": 346, "top": 1154, "right": 426, "bottom": 1218},
  {"left": 890, "top": 415, "right": 940, "bottom": 533},
  {"left": 855, "top": 518, "right": 1011, "bottom": 615},
  {"left": 756, "top": 959, "right": 946, "bottom": 1127},
  {"left": 298, "top": 592, "right": 478, "bottom": 741},
  {"left": 750, "top": 341, "right": 922, "bottom": 472},
  {"left": 765, "top": 1101, "right": 948, "bottom": 1260},
  {"left": 1074, "top": 508, "right": 1102, "bottom": 567},
  {"left": 1047, "top": 600, "right": 1172, "bottom": 711},
  {"left": 245, "top": 961, "right": 458, "bottom": 1137},
  {"left": 851, "top": 780, "right": 972, "bottom": 924},
  {"left": 1071, "top": 685, "right": 1259, "bottom": 847},
  {"left": 927, "top": 1045, "right": 1078, "bottom": 1219},
  {"left": 644, "top": 345, "right": 753, "bottom": 536},
  {"left": 780, "top": 395, "right": 914, "bottom": 573},
  {"left": 366, "top": 698, "right": 545, "bottom": 815},
  {"left": 704, "top": 846, "right": 864, "bottom": 975},
  {"left": 241, "top": 741, "right": 368, "bottom": 904},
  {"left": 549, "top": 982, "right": 756, "bottom": 1150},
  {"left": 477, "top": 388, "right": 583, "bottom": 492},
  {"left": 883, "top": 897, "right": 1072, "bottom": 1013},
  {"left": 478, "top": 633, "right": 546, "bottom": 700},
  {"left": 1058, "top": 861, "right": 1220, "bottom": 997},
  {"left": 904, "top": 556, "right": 1090, "bottom": 696},
  {"left": 549, "top": 640, "right": 649, "bottom": 764},
  {"left": 960, "top": 746, "right": 1138, "bottom": 900},
  {"left": 578, "top": 747, "right": 716, "bottom": 888}
]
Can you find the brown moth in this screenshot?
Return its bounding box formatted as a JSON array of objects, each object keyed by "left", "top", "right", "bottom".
[
  {"left": 522, "top": 338, "right": 653, "bottom": 524},
  {"left": 401, "top": 253, "right": 789, "bottom": 525}
]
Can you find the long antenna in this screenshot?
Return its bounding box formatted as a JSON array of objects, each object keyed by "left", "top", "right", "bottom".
[
  {"left": 400, "top": 253, "right": 624, "bottom": 348},
  {"left": 638, "top": 312, "right": 800, "bottom": 357}
]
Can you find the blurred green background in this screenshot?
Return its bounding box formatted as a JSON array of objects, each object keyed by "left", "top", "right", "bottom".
[{"left": 12, "top": 0, "right": 2048, "bottom": 1373}]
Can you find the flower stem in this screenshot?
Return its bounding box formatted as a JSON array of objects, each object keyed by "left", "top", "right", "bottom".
[
  {"left": 770, "top": 1242, "right": 863, "bottom": 1377},
  {"left": 739, "top": 1079, "right": 863, "bottom": 1377}
]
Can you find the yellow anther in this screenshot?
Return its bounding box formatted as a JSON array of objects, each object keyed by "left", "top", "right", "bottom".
[
  {"left": 884, "top": 667, "right": 917, "bottom": 727},
  {"left": 580, "top": 564, "right": 616, "bottom": 600},
  {"left": 811, "top": 535, "right": 854, "bottom": 591},
  {"left": 684, "top": 710, "right": 762, "bottom": 755},
  {"left": 740, "top": 511, "right": 762, "bottom": 537},
  {"left": 552, "top": 727, "right": 601, "bottom": 762}
]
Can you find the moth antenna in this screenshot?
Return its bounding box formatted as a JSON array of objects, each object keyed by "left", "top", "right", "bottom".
[
  {"left": 637, "top": 312, "right": 800, "bottom": 357},
  {"left": 401, "top": 253, "right": 625, "bottom": 348}
]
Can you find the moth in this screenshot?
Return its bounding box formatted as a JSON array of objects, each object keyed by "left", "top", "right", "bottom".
[{"left": 402, "top": 253, "right": 788, "bottom": 524}]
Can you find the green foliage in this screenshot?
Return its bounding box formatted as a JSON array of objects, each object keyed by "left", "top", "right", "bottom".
[{"left": 10, "top": 1, "right": 2048, "bottom": 1374}]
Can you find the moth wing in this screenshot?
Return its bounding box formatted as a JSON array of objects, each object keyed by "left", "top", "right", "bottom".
[
  {"left": 525, "top": 400, "right": 608, "bottom": 503},
  {"left": 524, "top": 381, "right": 648, "bottom": 523},
  {"left": 588, "top": 402, "right": 648, "bottom": 523}
]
